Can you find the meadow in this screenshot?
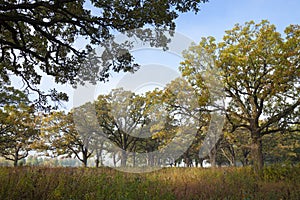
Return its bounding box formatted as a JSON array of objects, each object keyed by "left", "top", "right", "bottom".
[{"left": 0, "top": 165, "right": 299, "bottom": 200}]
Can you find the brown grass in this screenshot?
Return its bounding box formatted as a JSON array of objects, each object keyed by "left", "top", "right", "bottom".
[{"left": 0, "top": 165, "right": 299, "bottom": 200}]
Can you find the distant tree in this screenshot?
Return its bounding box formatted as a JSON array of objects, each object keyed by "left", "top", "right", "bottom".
[
  {"left": 94, "top": 89, "right": 150, "bottom": 167},
  {"left": 93, "top": 139, "right": 106, "bottom": 168},
  {"left": 0, "top": 103, "right": 38, "bottom": 166},
  {"left": 180, "top": 20, "right": 300, "bottom": 172},
  {"left": 222, "top": 127, "right": 252, "bottom": 166},
  {"left": 213, "top": 121, "right": 234, "bottom": 167},
  {"left": 0, "top": 157, "right": 12, "bottom": 166},
  {"left": 0, "top": 0, "right": 208, "bottom": 109},
  {"left": 40, "top": 111, "right": 93, "bottom": 167},
  {"left": 263, "top": 127, "right": 300, "bottom": 164},
  {"left": 26, "top": 155, "right": 41, "bottom": 166},
  {"left": 161, "top": 78, "right": 211, "bottom": 166}
]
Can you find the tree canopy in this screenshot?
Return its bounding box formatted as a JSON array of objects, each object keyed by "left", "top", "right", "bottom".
[
  {"left": 0, "top": 103, "right": 38, "bottom": 166},
  {"left": 180, "top": 20, "right": 300, "bottom": 171},
  {"left": 0, "top": 0, "right": 208, "bottom": 109},
  {"left": 1, "top": 15, "right": 299, "bottom": 171}
]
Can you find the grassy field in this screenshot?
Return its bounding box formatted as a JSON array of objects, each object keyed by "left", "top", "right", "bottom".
[{"left": 0, "top": 165, "right": 299, "bottom": 200}]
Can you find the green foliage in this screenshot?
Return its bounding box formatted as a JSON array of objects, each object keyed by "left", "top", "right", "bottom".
[
  {"left": 37, "top": 84, "right": 299, "bottom": 168},
  {"left": 263, "top": 131, "right": 300, "bottom": 164},
  {"left": 39, "top": 111, "right": 93, "bottom": 167},
  {"left": 2, "top": 9, "right": 299, "bottom": 172},
  {"left": 263, "top": 164, "right": 300, "bottom": 182},
  {"left": 0, "top": 103, "right": 38, "bottom": 166},
  {"left": 180, "top": 20, "right": 300, "bottom": 171},
  {"left": 0, "top": 85, "right": 28, "bottom": 106},
  {"left": 0, "top": 0, "right": 208, "bottom": 109}
]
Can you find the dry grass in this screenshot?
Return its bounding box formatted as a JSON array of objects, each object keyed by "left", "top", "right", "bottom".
[{"left": 0, "top": 165, "right": 299, "bottom": 200}]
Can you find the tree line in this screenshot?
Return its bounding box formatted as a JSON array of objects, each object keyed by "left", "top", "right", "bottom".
[{"left": 0, "top": 21, "right": 299, "bottom": 172}]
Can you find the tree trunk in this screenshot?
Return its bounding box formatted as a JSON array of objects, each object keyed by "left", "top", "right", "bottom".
[
  {"left": 209, "top": 154, "right": 216, "bottom": 167},
  {"left": 14, "top": 149, "right": 19, "bottom": 167},
  {"left": 82, "top": 159, "right": 87, "bottom": 167},
  {"left": 113, "top": 152, "right": 117, "bottom": 167},
  {"left": 157, "top": 158, "right": 161, "bottom": 166},
  {"left": 231, "top": 157, "right": 236, "bottom": 167},
  {"left": 184, "top": 150, "right": 192, "bottom": 167},
  {"left": 121, "top": 151, "right": 127, "bottom": 167},
  {"left": 100, "top": 155, "right": 103, "bottom": 166},
  {"left": 95, "top": 149, "right": 102, "bottom": 168},
  {"left": 231, "top": 148, "right": 236, "bottom": 167},
  {"left": 82, "top": 153, "right": 88, "bottom": 167},
  {"left": 209, "top": 146, "right": 217, "bottom": 167},
  {"left": 147, "top": 153, "right": 154, "bottom": 167},
  {"left": 195, "top": 159, "right": 199, "bottom": 167},
  {"left": 251, "top": 136, "right": 264, "bottom": 172},
  {"left": 95, "top": 159, "right": 100, "bottom": 168},
  {"left": 242, "top": 150, "right": 250, "bottom": 166},
  {"left": 199, "top": 158, "right": 204, "bottom": 168},
  {"left": 132, "top": 152, "right": 136, "bottom": 167},
  {"left": 14, "top": 157, "right": 18, "bottom": 167},
  {"left": 220, "top": 148, "right": 236, "bottom": 167}
]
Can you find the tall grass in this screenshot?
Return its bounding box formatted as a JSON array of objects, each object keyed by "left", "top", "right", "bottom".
[{"left": 0, "top": 165, "right": 299, "bottom": 200}]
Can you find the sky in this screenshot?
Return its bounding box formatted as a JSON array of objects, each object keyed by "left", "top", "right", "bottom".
[
  {"left": 42, "top": 0, "right": 300, "bottom": 110},
  {"left": 175, "top": 0, "right": 300, "bottom": 42}
]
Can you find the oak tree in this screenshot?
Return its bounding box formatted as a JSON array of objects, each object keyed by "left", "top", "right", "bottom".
[
  {"left": 0, "top": 0, "right": 208, "bottom": 109},
  {"left": 180, "top": 20, "right": 300, "bottom": 171},
  {"left": 0, "top": 103, "right": 38, "bottom": 166},
  {"left": 40, "top": 111, "right": 94, "bottom": 167}
]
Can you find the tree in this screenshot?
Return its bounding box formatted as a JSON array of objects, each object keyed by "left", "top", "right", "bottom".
[
  {"left": 161, "top": 75, "right": 223, "bottom": 167},
  {"left": 26, "top": 155, "right": 42, "bottom": 166},
  {"left": 94, "top": 89, "right": 151, "bottom": 167},
  {"left": 222, "top": 127, "right": 252, "bottom": 166},
  {"left": 93, "top": 139, "right": 106, "bottom": 167},
  {"left": 40, "top": 111, "right": 94, "bottom": 167},
  {"left": 158, "top": 78, "right": 210, "bottom": 167},
  {"left": 263, "top": 127, "right": 300, "bottom": 164},
  {"left": 0, "top": 103, "right": 38, "bottom": 166},
  {"left": 0, "top": 0, "right": 208, "bottom": 109},
  {"left": 180, "top": 20, "right": 300, "bottom": 171}
]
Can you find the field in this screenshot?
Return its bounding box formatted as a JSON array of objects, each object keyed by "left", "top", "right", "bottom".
[{"left": 0, "top": 165, "right": 300, "bottom": 200}]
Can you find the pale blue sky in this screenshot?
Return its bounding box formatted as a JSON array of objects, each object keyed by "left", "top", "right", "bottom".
[
  {"left": 40, "top": 0, "right": 300, "bottom": 110},
  {"left": 175, "top": 0, "right": 300, "bottom": 42}
]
